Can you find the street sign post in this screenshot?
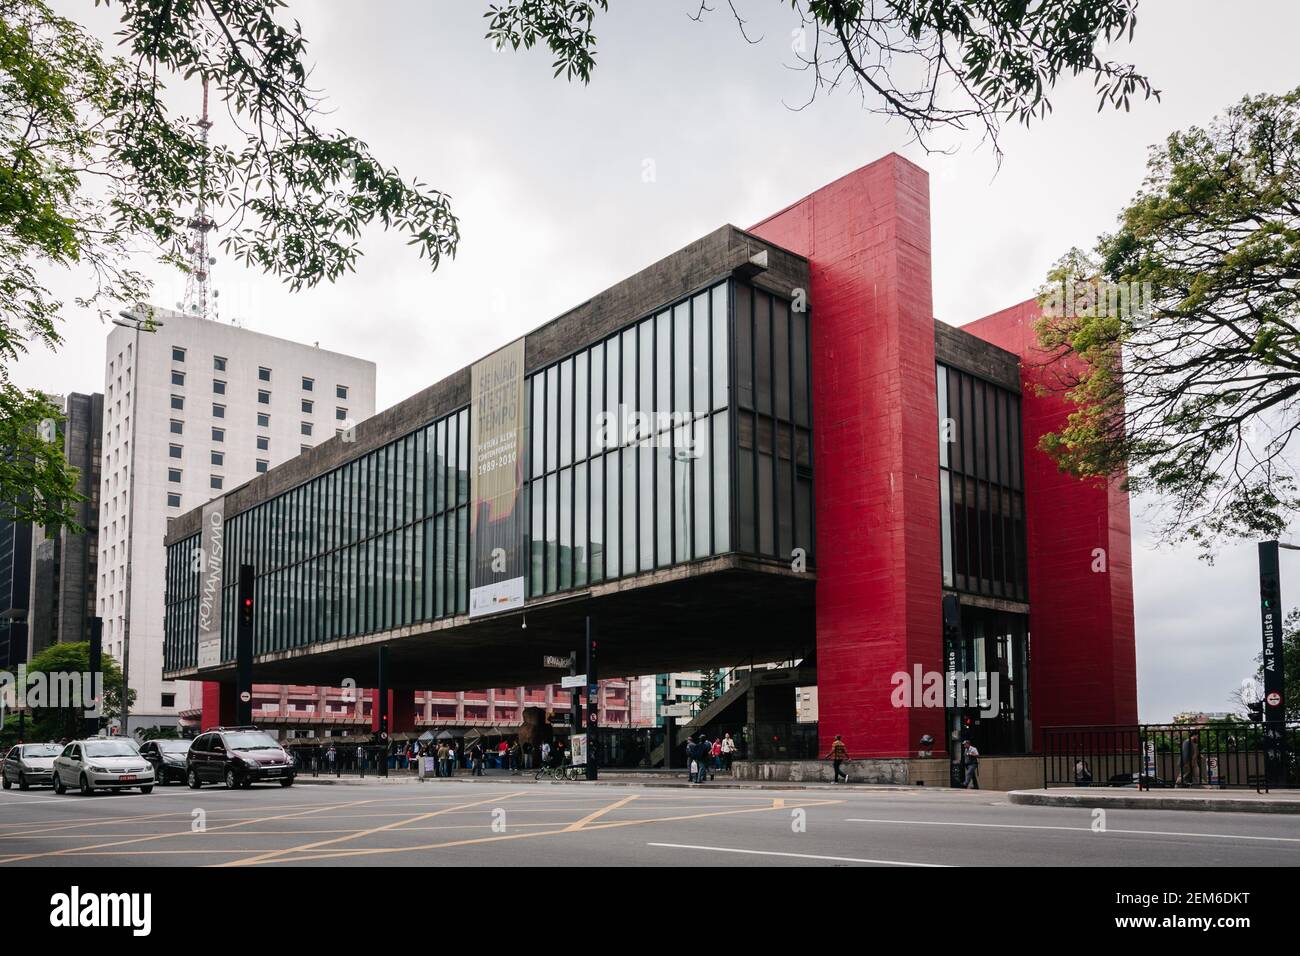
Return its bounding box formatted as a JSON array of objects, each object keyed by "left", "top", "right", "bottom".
[{"left": 1259, "top": 542, "right": 1287, "bottom": 788}]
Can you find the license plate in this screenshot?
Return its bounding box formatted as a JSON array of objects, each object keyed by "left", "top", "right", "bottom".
[{"left": 118, "top": 774, "right": 137, "bottom": 782}]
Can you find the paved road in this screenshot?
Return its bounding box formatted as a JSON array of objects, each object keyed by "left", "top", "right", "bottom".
[{"left": 1, "top": 779, "right": 1298, "bottom": 867}]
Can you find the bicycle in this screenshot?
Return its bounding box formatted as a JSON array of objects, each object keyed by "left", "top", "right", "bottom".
[{"left": 534, "top": 762, "right": 583, "bottom": 781}]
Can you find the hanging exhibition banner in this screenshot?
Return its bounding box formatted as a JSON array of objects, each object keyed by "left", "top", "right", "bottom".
[
  {"left": 195, "top": 498, "right": 225, "bottom": 669},
  {"left": 469, "top": 337, "right": 526, "bottom": 618}
]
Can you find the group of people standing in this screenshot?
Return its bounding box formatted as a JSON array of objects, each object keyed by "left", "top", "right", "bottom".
[{"left": 684, "top": 732, "right": 736, "bottom": 783}]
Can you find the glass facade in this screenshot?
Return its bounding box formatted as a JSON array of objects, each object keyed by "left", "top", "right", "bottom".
[
  {"left": 164, "top": 277, "right": 813, "bottom": 671},
  {"left": 936, "top": 362, "right": 1027, "bottom": 600},
  {"left": 734, "top": 283, "right": 814, "bottom": 562},
  {"left": 525, "top": 280, "right": 732, "bottom": 597}
]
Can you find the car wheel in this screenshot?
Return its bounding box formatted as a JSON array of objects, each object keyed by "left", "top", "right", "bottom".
[
  {"left": 280, "top": 777, "right": 294, "bottom": 788},
  {"left": 1, "top": 775, "right": 9, "bottom": 790},
  {"left": 18, "top": 773, "right": 29, "bottom": 791},
  {"left": 225, "top": 768, "right": 239, "bottom": 790},
  {"left": 139, "top": 785, "right": 153, "bottom": 794},
  {"left": 52, "top": 772, "right": 66, "bottom": 795},
  {"left": 187, "top": 768, "right": 202, "bottom": 790},
  {"left": 79, "top": 773, "right": 94, "bottom": 796}
]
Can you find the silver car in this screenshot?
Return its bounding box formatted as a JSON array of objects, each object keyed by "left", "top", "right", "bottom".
[
  {"left": 52, "top": 739, "right": 155, "bottom": 795},
  {"left": 2, "top": 743, "right": 62, "bottom": 790}
]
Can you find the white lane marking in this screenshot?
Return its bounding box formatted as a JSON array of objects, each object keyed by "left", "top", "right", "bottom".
[
  {"left": 845, "top": 818, "right": 1300, "bottom": 844},
  {"left": 647, "top": 842, "right": 950, "bottom": 866}
]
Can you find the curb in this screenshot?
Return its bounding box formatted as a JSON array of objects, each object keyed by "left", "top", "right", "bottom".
[
  {"left": 292, "top": 775, "right": 928, "bottom": 793},
  {"left": 1007, "top": 789, "right": 1300, "bottom": 814}
]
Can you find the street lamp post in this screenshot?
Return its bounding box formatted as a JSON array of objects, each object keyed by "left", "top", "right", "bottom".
[{"left": 112, "top": 308, "right": 164, "bottom": 739}]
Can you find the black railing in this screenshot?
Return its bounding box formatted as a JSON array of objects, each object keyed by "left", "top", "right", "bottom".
[{"left": 1042, "top": 722, "right": 1299, "bottom": 792}]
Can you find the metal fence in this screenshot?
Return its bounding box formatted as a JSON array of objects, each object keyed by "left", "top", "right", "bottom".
[{"left": 1042, "top": 723, "right": 1299, "bottom": 792}]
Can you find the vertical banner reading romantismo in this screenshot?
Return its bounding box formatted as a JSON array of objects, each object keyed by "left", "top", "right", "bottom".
[
  {"left": 196, "top": 498, "right": 225, "bottom": 668},
  {"left": 469, "top": 338, "right": 526, "bottom": 617}
]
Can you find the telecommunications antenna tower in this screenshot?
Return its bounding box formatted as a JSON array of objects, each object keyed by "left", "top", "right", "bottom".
[{"left": 181, "top": 77, "right": 217, "bottom": 320}]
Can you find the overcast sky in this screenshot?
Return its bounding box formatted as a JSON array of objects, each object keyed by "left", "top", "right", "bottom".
[{"left": 19, "top": 1, "right": 1300, "bottom": 720}]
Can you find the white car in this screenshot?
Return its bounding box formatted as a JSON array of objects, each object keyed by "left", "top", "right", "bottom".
[
  {"left": 2, "top": 743, "right": 62, "bottom": 790},
  {"left": 52, "top": 739, "right": 155, "bottom": 795}
]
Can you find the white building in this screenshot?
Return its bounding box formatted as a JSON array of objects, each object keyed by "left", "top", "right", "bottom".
[{"left": 98, "top": 308, "right": 376, "bottom": 731}]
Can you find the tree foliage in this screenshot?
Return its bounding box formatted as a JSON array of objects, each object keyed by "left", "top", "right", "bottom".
[
  {"left": 486, "top": 0, "right": 1157, "bottom": 158},
  {"left": 1036, "top": 88, "right": 1300, "bottom": 551},
  {"left": 1, "top": 0, "right": 460, "bottom": 527},
  {"left": 0, "top": 641, "right": 129, "bottom": 745}
]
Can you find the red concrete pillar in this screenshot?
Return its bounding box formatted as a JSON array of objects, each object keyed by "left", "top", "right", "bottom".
[
  {"left": 370, "top": 689, "right": 418, "bottom": 734},
  {"left": 750, "top": 153, "right": 946, "bottom": 759},
  {"left": 201, "top": 681, "right": 236, "bottom": 730},
  {"left": 962, "top": 301, "right": 1138, "bottom": 739}
]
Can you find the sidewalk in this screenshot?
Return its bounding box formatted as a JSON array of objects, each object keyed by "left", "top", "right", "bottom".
[
  {"left": 1008, "top": 787, "right": 1300, "bottom": 814},
  {"left": 293, "top": 770, "right": 927, "bottom": 793}
]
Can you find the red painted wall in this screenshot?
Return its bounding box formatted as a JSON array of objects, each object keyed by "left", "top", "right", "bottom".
[
  {"left": 751, "top": 154, "right": 946, "bottom": 758},
  {"left": 371, "top": 688, "right": 417, "bottom": 734},
  {"left": 962, "top": 301, "right": 1138, "bottom": 737},
  {"left": 200, "top": 681, "right": 236, "bottom": 730}
]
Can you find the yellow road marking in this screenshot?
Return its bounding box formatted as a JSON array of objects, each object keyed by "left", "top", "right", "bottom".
[
  {"left": 563, "top": 794, "right": 637, "bottom": 831},
  {"left": 218, "top": 791, "right": 527, "bottom": 867},
  {"left": 226, "top": 797, "right": 843, "bottom": 865},
  {"left": 0, "top": 798, "right": 376, "bottom": 865}
]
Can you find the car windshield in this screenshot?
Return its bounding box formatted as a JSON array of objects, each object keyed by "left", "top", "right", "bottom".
[
  {"left": 83, "top": 741, "right": 140, "bottom": 758},
  {"left": 224, "top": 732, "right": 281, "bottom": 751},
  {"left": 22, "top": 744, "right": 61, "bottom": 757},
  {"left": 156, "top": 740, "right": 192, "bottom": 754}
]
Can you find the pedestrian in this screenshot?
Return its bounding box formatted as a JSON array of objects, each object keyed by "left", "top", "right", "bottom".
[
  {"left": 436, "top": 742, "right": 449, "bottom": 777},
  {"left": 326, "top": 743, "right": 337, "bottom": 772},
  {"left": 825, "top": 734, "right": 849, "bottom": 783},
  {"left": 689, "top": 734, "right": 709, "bottom": 784},
  {"left": 471, "top": 741, "right": 484, "bottom": 776},
  {"left": 711, "top": 737, "right": 723, "bottom": 776},
  {"left": 721, "top": 732, "right": 736, "bottom": 771},
  {"left": 1074, "top": 758, "right": 1093, "bottom": 786},
  {"left": 961, "top": 739, "right": 980, "bottom": 789},
  {"left": 447, "top": 744, "right": 457, "bottom": 776},
  {"left": 356, "top": 744, "right": 364, "bottom": 772},
  {"left": 509, "top": 740, "right": 521, "bottom": 775},
  {"left": 498, "top": 739, "right": 509, "bottom": 769},
  {"left": 1178, "top": 730, "right": 1202, "bottom": 787},
  {"left": 541, "top": 740, "right": 551, "bottom": 767}
]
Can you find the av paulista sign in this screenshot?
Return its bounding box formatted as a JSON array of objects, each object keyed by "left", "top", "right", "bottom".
[
  {"left": 469, "top": 338, "right": 526, "bottom": 618},
  {"left": 196, "top": 499, "right": 225, "bottom": 669}
]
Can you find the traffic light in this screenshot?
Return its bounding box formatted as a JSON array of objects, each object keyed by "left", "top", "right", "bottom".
[
  {"left": 1247, "top": 700, "right": 1264, "bottom": 724},
  {"left": 238, "top": 563, "right": 255, "bottom": 627}
]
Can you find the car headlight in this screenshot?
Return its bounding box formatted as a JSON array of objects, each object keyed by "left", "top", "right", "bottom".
[{"left": 87, "top": 764, "right": 106, "bottom": 773}]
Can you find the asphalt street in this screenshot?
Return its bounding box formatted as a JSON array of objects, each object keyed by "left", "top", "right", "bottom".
[{"left": 2, "top": 779, "right": 1298, "bottom": 867}]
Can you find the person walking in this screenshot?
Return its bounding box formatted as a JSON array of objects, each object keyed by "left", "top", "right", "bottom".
[
  {"left": 826, "top": 734, "right": 850, "bottom": 783},
  {"left": 509, "top": 740, "right": 521, "bottom": 775},
  {"left": 541, "top": 740, "right": 551, "bottom": 768},
  {"left": 326, "top": 743, "right": 337, "bottom": 774},
  {"left": 961, "top": 739, "right": 980, "bottom": 789},
  {"left": 436, "top": 742, "right": 449, "bottom": 777}
]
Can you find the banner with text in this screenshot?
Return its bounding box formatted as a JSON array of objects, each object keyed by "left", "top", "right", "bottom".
[
  {"left": 196, "top": 498, "right": 225, "bottom": 668},
  {"left": 469, "top": 338, "right": 526, "bottom": 617}
]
